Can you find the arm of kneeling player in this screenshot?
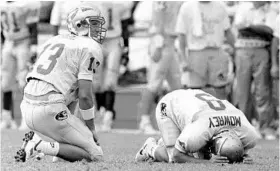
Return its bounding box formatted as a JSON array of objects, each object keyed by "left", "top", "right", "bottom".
[
  {"left": 172, "top": 148, "right": 211, "bottom": 163},
  {"left": 78, "top": 79, "right": 99, "bottom": 144}
]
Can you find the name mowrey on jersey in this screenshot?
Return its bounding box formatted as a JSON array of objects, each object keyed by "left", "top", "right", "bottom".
[{"left": 209, "top": 116, "right": 241, "bottom": 128}]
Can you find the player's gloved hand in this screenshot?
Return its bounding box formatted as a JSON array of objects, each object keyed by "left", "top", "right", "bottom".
[
  {"left": 242, "top": 154, "right": 253, "bottom": 164},
  {"left": 210, "top": 154, "right": 229, "bottom": 163},
  {"left": 270, "top": 64, "right": 279, "bottom": 79}
]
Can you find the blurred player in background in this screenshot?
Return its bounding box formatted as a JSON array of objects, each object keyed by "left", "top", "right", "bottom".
[
  {"left": 270, "top": 14, "right": 279, "bottom": 136},
  {"left": 233, "top": 1, "right": 277, "bottom": 140},
  {"left": 136, "top": 89, "right": 259, "bottom": 164},
  {"left": 1, "top": 1, "right": 40, "bottom": 130},
  {"left": 84, "top": 1, "right": 133, "bottom": 131},
  {"left": 137, "top": 1, "right": 183, "bottom": 135},
  {"left": 50, "top": 1, "right": 81, "bottom": 36},
  {"left": 176, "top": 1, "right": 235, "bottom": 100},
  {"left": 14, "top": 5, "right": 106, "bottom": 162}
]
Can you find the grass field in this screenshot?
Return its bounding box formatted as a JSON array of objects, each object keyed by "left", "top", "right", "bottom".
[{"left": 1, "top": 129, "right": 279, "bottom": 171}]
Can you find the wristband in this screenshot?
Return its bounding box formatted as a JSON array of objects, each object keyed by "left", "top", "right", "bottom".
[{"left": 79, "top": 106, "right": 95, "bottom": 120}]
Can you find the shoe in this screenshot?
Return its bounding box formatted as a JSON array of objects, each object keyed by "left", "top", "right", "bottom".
[
  {"left": 0, "top": 119, "right": 18, "bottom": 130},
  {"left": 139, "top": 120, "right": 159, "bottom": 135},
  {"left": 1, "top": 110, "right": 14, "bottom": 130},
  {"left": 15, "top": 131, "right": 42, "bottom": 162},
  {"left": 251, "top": 119, "right": 262, "bottom": 139},
  {"left": 135, "top": 137, "right": 157, "bottom": 162},
  {"left": 264, "top": 134, "right": 277, "bottom": 140},
  {"left": 10, "top": 120, "right": 18, "bottom": 130},
  {"left": 262, "top": 128, "right": 277, "bottom": 140},
  {"left": 102, "top": 111, "right": 113, "bottom": 132},
  {"left": 0, "top": 120, "right": 9, "bottom": 130},
  {"left": 18, "top": 119, "right": 29, "bottom": 131}
]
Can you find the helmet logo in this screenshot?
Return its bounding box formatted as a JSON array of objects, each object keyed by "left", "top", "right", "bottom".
[{"left": 81, "top": 7, "right": 94, "bottom": 12}]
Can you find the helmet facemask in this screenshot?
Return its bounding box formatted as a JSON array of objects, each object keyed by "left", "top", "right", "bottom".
[
  {"left": 87, "top": 17, "right": 106, "bottom": 44},
  {"left": 74, "top": 17, "right": 107, "bottom": 44},
  {"left": 67, "top": 6, "right": 107, "bottom": 44}
]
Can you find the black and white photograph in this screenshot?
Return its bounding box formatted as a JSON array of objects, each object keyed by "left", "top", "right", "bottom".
[{"left": 0, "top": 1, "right": 279, "bottom": 170}]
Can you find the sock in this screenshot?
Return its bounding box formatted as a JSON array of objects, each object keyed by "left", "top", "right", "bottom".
[
  {"left": 141, "top": 115, "right": 151, "bottom": 124},
  {"left": 35, "top": 140, "right": 60, "bottom": 156}
]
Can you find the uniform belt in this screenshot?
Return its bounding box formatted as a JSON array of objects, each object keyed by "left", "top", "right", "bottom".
[{"left": 24, "top": 91, "right": 62, "bottom": 101}]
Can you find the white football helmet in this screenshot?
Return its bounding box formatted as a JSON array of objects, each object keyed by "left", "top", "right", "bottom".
[
  {"left": 67, "top": 5, "right": 107, "bottom": 44},
  {"left": 211, "top": 130, "right": 244, "bottom": 163}
]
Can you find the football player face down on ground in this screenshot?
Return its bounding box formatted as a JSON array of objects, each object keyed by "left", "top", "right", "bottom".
[{"left": 67, "top": 5, "right": 107, "bottom": 44}]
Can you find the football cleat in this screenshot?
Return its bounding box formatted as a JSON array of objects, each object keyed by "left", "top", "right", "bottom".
[
  {"left": 18, "top": 119, "right": 29, "bottom": 131},
  {"left": 102, "top": 111, "right": 113, "bottom": 132},
  {"left": 135, "top": 137, "right": 157, "bottom": 162},
  {"left": 0, "top": 120, "right": 10, "bottom": 130},
  {"left": 139, "top": 120, "right": 159, "bottom": 135},
  {"left": 15, "top": 131, "right": 42, "bottom": 162},
  {"left": 10, "top": 120, "right": 18, "bottom": 130}
]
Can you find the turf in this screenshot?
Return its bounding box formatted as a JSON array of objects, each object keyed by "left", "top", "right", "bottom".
[{"left": 1, "top": 129, "right": 279, "bottom": 171}]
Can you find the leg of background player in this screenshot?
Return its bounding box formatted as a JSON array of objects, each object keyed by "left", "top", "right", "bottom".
[
  {"left": 1, "top": 91, "right": 17, "bottom": 130},
  {"left": 95, "top": 92, "right": 106, "bottom": 116},
  {"left": 102, "top": 90, "right": 116, "bottom": 131},
  {"left": 138, "top": 89, "right": 158, "bottom": 134}
]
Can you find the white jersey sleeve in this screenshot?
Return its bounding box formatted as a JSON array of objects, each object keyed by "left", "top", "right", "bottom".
[{"left": 78, "top": 40, "right": 103, "bottom": 81}]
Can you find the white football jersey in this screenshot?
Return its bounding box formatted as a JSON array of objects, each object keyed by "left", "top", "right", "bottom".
[
  {"left": 162, "top": 89, "right": 244, "bottom": 131},
  {"left": 88, "top": 1, "right": 132, "bottom": 38},
  {"left": 159, "top": 89, "right": 259, "bottom": 154},
  {"left": 151, "top": 1, "right": 183, "bottom": 36},
  {"left": 27, "top": 35, "right": 103, "bottom": 105},
  {"left": 1, "top": 1, "right": 40, "bottom": 41}
]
